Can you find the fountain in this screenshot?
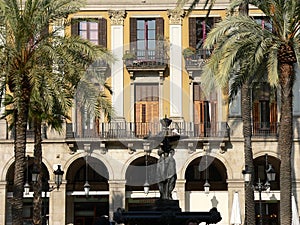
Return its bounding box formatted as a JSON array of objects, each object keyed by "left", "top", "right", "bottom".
[{"left": 113, "top": 117, "right": 222, "bottom": 225}]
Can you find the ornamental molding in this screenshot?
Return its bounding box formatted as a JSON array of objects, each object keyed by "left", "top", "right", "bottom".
[
  {"left": 167, "top": 8, "right": 185, "bottom": 25},
  {"left": 108, "top": 10, "right": 126, "bottom": 25}
]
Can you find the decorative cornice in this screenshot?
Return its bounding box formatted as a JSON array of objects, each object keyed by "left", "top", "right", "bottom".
[
  {"left": 108, "top": 10, "right": 126, "bottom": 25},
  {"left": 167, "top": 8, "right": 185, "bottom": 25}
]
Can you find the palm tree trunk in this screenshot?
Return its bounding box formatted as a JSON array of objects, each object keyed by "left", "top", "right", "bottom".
[
  {"left": 33, "top": 118, "right": 43, "bottom": 225},
  {"left": 238, "top": 2, "right": 255, "bottom": 224},
  {"left": 242, "top": 82, "right": 255, "bottom": 225},
  {"left": 278, "top": 62, "right": 294, "bottom": 225},
  {"left": 12, "top": 90, "right": 30, "bottom": 225}
]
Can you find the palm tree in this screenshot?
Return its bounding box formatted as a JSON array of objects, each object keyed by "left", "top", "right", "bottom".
[
  {"left": 29, "top": 61, "right": 113, "bottom": 225},
  {"left": 177, "top": 0, "right": 256, "bottom": 223},
  {"left": 0, "top": 0, "right": 113, "bottom": 224},
  {"left": 201, "top": 0, "right": 300, "bottom": 224}
]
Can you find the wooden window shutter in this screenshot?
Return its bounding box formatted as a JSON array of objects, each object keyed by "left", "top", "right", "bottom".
[
  {"left": 193, "top": 84, "right": 201, "bottom": 101},
  {"left": 130, "top": 18, "right": 137, "bottom": 51},
  {"left": 98, "top": 18, "right": 107, "bottom": 48},
  {"left": 189, "top": 18, "right": 197, "bottom": 48},
  {"left": 156, "top": 18, "right": 164, "bottom": 40},
  {"left": 71, "top": 19, "right": 79, "bottom": 36}
]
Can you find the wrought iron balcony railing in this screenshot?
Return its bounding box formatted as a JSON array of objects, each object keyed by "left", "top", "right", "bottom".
[
  {"left": 252, "top": 122, "right": 278, "bottom": 137},
  {"left": 184, "top": 48, "right": 212, "bottom": 71},
  {"left": 123, "top": 49, "right": 168, "bottom": 70},
  {"left": 66, "top": 121, "right": 230, "bottom": 139}
]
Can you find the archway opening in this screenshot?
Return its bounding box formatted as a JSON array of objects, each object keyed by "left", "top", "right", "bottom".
[
  {"left": 125, "top": 155, "right": 158, "bottom": 211},
  {"left": 66, "top": 156, "right": 109, "bottom": 225}
]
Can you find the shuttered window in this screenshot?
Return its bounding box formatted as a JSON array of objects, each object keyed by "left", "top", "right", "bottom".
[
  {"left": 188, "top": 17, "right": 220, "bottom": 50},
  {"left": 193, "top": 83, "right": 217, "bottom": 136},
  {"left": 134, "top": 84, "right": 159, "bottom": 137},
  {"left": 252, "top": 82, "right": 277, "bottom": 135},
  {"left": 71, "top": 18, "right": 107, "bottom": 47},
  {"left": 130, "top": 17, "right": 164, "bottom": 60}
]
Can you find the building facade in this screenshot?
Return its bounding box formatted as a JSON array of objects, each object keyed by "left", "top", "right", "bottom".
[{"left": 1, "top": 0, "right": 300, "bottom": 224}]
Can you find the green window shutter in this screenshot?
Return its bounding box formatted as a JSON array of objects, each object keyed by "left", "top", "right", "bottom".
[
  {"left": 98, "top": 18, "right": 107, "bottom": 48},
  {"left": 71, "top": 19, "right": 79, "bottom": 36},
  {"left": 130, "top": 18, "right": 137, "bottom": 51},
  {"left": 189, "top": 17, "right": 197, "bottom": 48}
]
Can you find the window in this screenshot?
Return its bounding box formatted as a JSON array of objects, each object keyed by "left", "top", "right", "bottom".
[
  {"left": 79, "top": 21, "right": 99, "bottom": 44},
  {"left": 137, "top": 19, "right": 156, "bottom": 58},
  {"left": 193, "top": 83, "right": 217, "bottom": 137},
  {"left": 130, "top": 18, "right": 164, "bottom": 60},
  {"left": 189, "top": 17, "right": 220, "bottom": 50},
  {"left": 254, "top": 16, "right": 272, "bottom": 31},
  {"left": 253, "top": 82, "right": 277, "bottom": 135},
  {"left": 71, "top": 18, "right": 107, "bottom": 47},
  {"left": 134, "top": 84, "right": 159, "bottom": 137}
]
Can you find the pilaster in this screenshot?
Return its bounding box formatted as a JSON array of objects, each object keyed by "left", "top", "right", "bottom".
[
  {"left": 109, "top": 10, "right": 126, "bottom": 119},
  {"left": 48, "top": 182, "right": 66, "bottom": 225},
  {"left": 108, "top": 179, "right": 126, "bottom": 220},
  {"left": 168, "top": 9, "right": 185, "bottom": 118},
  {"left": 227, "top": 179, "right": 245, "bottom": 224},
  {"left": 175, "top": 179, "right": 186, "bottom": 211},
  {"left": 0, "top": 182, "right": 6, "bottom": 225}
]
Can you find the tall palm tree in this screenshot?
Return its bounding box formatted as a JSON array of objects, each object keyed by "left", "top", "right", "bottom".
[
  {"left": 0, "top": 0, "right": 113, "bottom": 224},
  {"left": 29, "top": 60, "right": 113, "bottom": 225},
  {"left": 177, "top": 0, "right": 256, "bottom": 223},
  {"left": 201, "top": 0, "right": 300, "bottom": 224}
]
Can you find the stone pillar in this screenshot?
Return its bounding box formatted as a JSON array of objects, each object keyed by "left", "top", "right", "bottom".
[
  {"left": 227, "top": 179, "right": 245, "bottom": 224},
  {"left": 168, "top": 9, "right": 185, "bottom": 119},
  {"left": 175, "top": 179, "right": 186, "bottom": 211},
  {"left": 108, "top": 180, "right": 126, "bottom": 220},
  {"left": 48, "top": 182, "right": 66, "bottom": 225},
  {"left": 0, "top": 181, "right": 6, "bottom": 225},
  {"left": 0, "top": 91, "right": 7, "bottom": 139},
  {"left": 159, "top": 71, "right": 164, "bottom": 119},
  {"left": 109, "top": 10, "right": 126, "bottom": 119}
]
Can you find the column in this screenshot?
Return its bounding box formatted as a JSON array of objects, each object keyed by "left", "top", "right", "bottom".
[
  {"left": 108, "top": 180, "right": 126, "bottom": 220},
  {"left": 0, "top": 182, "right": 6, "bottom": 225},
  {"left": 227, "top": 179, "right": 245, "bottom": 224},
  {"left": 159, "top": 71, "right": 164, "bottom": 119},
  {"left": 0, "top": 89, "right": 7, "bottom": 139},
  {"left": 168, "top": 9, "right": 185, "bottom": 120},
  {"left": 109, "top": 10, "right": 126, "bottom": 120},
  {"left": 175, "top": 179, "right": 186, "bottom": 211},
  {"left": 48, "top": 182, "right": 66, "bottom": 225}
]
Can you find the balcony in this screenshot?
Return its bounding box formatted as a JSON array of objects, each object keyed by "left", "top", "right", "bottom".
[
  {"left": 123, "top": 49, "right": 168, "bottom": 72},
  {"left": 65, "top": 121, "right": 230, "bottom": 140},
  {"left": 253, "top": 122, "right": 278, "bottom": 137},
  {"left": 184, "top": 48, "right": 212, "bottom": 75}
]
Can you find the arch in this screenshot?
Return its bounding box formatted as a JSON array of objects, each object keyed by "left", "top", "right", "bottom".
[
  {"left": 120, "top": 151, "right": 159, "bottom": 180},
  {"left": 5, "top": 156, "right": 51, "bottom": 192},
  {"left": 253, "top": 153, "right": 280, "bottom": 190},
  {"left": 178, "top": 151, "right": 233, "bottom": 180},
  {"left": 125, "top": 153, "right": 158, "bottom": 190},
  {"left": 184, "top": 153, "right": 228, "bottom": 191},
  {"left": 253, "top": 151, "right": 280, "bottom": 160},
  {"left": 63, "top": 151, "right": 114, "bottom": 180},
  {"left": 2, "top": 156, "right": 54, "bottom": 182},
  {"left": 66, "top": 155, "right": 109, "bottom": 192},
  {"left": 1, "top": 157, "right": 15, "bottom": 181}
]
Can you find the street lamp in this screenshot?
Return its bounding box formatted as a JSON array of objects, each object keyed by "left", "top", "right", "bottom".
[
  {"left": 204, "top": 153, "right": 210, "bottom": 194},
  {"left": 84, "top": 155, "right": 90, "bottom": 197},
  {"left": 143, "top": 142, "right": 151, "bottom": 195},
  {"left": 53, "top": 165, "right": 64, "bottom": 190},
  {"left": 24, "top": 155, "right": 30, "bottom": 195},
  {"left": 242, "top": 154, "right": 276, "bottom": 225}
]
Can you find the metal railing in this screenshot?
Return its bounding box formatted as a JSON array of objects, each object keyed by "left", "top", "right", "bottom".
[
  {"left": 184, "top": 48, "right": 212, "bottom": 68},
  {"left": 66, "top": 121, "right": 230, "bottom": 139},
  {"left": 252, "top": 122, "right": 278, "bottom": 136},
  {"left": 124, "top": 49, "right": 168, "bottom": 68}
]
